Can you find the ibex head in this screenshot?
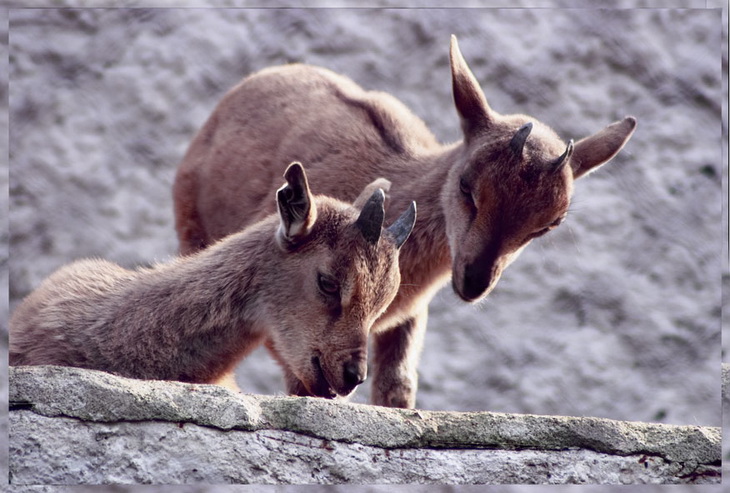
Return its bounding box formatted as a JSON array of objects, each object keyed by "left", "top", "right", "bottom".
[
  {"left": 444, "top": 35, "right": 636, "bottom": 302},
  {"left": 271, "top": 162, "right": 416, "bottom": 397}
]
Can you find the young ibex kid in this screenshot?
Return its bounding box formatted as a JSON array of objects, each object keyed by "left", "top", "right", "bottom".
[
  {"left": 10, "top": 163, "right": 417, "bottom": 399},
  {"left": 173, "top": 35, "right": 637, "bottom": 407}
]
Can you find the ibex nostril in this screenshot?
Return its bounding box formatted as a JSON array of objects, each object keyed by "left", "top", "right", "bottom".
[{"left": 343, "top": 360, "right": 366, "bottom": 387}]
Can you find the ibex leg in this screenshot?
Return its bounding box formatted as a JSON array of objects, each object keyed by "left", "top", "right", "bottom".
[{"left": 370, "top": 309, "right": 427, "bottom": 408}]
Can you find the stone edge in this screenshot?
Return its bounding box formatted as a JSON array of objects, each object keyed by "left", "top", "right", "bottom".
[{"left": 9, "top": 365, "right": 722, "bottom": 468}]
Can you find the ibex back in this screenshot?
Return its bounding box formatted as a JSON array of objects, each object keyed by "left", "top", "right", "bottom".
[
  {"left": 174, "top": 35, "right": 636, "bottom": 407},
  {"left": 11, "top": 163, "right": 416, "bottom": 398}
]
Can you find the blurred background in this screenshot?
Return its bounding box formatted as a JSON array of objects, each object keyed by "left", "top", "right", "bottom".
[{"left": 5, "top": 4, "right": 724, "bottom": 445}]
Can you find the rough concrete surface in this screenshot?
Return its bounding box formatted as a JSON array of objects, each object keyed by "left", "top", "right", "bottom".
[
  {"left": 8, "top": 366, "right": 721, "bottom": 484},
  {"left": 722, "top": 363, "right": 730, "bottom": 480},
  {"left": 3, "top": 487, "right": 728, "bottom": 493}
]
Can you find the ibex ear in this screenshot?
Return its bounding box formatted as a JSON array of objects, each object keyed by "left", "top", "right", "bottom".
[
  {"left": 386, "top": 201, "right": 417, "bottom": 250},
  {"left": 353, "top": 178, "right": 391, "bottom": 210},
  {"left": 276, "top": 162, "right": 317, "bottom": 248},
  {"left": 355, "top": 188, "right": 385, "bottom": 244},
  {"left": 571, "top": 117, "right": 637, "bottom": 179},
  {"left": 450, "top": 34, "right": 492, "bottom": 138}
]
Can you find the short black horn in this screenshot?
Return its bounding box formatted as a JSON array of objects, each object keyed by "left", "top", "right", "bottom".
[
  {"left": 356, "top": 188, "right": 385, "bottom": 244},
  {"left": 553, "top": 139, "right": 574, "bottom": 172},
  {"left": 386, "top": 201, "right": 417, "bottom": 249},
  {"left": 509, "top": 122, "right": 533, "bottom": 156}
]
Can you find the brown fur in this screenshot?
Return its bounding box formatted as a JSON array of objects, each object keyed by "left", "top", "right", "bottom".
[
  {"left": 10, "top": 164, "right": 415, "bottom": 399},
  {"left": 173, "top": 36, "right": 637, "bottom": 407}
]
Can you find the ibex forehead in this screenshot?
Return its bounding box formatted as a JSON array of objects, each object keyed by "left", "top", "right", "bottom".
[
  {"left": 501, "top": 116, "right": 565, "bottom": 157},
  {"left": 331, "top": 243, "right": 399, "bottom": 317},
  {"left": 314, "top": 199, "right": 398, "bottom": 274},
  {"left": 468, "top": 117, "right": 569, "bottom": 180}
]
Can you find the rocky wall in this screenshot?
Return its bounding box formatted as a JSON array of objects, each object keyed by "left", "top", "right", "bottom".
[{"left": 8, "top": 366, "right": 722, "bottom": 484}]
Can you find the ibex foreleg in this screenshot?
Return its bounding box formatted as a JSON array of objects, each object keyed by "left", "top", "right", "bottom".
[{"left": 370, "top": 310, "right": 427, "bottom": 408}]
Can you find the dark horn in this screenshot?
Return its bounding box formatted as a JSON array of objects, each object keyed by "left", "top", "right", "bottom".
[
  {"left": 386, "top": 201, "right": 417, "bottom": 249},
  {"left": 355, "top": 188, "right": 385, "bottom": 244},
  {"left": 509, "top": 122, "right": 533, "bottom": 156},
  {"left": 553, "top": 139, "right": 574, "bottom": 172}
]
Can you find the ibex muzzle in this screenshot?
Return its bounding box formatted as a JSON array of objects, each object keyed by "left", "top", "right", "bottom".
[{"left": 458, "top": 240, "right": 502, "bottom": 302}]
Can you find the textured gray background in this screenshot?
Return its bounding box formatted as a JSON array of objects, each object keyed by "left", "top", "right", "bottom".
[{"left": 3, "top": 0, "right": 728, "bottom": 488}]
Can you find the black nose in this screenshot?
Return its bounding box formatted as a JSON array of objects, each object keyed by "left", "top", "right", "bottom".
[
  {"left": 460, "top": 259, "right": 501, "bottom": 302},
  {"left": 461, "top": 268, "right": 490, "bottom": 302},
  {"left": 343, "top": 359, "right": 367, "bottom": 389}
]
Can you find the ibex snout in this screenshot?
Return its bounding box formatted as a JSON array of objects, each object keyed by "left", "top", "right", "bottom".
[
  {"left": 451, "top": 240, "right": 504, "bottom": 302},
  {"left": 461, "top": 268, "right": 498, "bottom": 302},
  {"left": 459, "top": 257, "right": 503, "bottom": 302},
  {"left": 342, "top": 354, "right": 368, "bottom": 392},
  {"left": 311, "top": 349, "right": 368, "bottom": 398}
]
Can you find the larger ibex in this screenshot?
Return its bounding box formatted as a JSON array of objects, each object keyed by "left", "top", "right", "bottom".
[
  {"left": 173, "top": 36, "right": 636, "bottom": 407},
  {"left": 11, "top": 163, "right": 417, "bottom": 398}
]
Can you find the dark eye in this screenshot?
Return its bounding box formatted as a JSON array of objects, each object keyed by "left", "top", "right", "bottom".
[
  {"left": 531, "top": 216, "right": 565, "bottom": 239},
  {"left": 459, "top": 177, "right": 473, "bottom": 202},
  {"left": 550, "top": 216, "right": 565, "bottom": 228},
  {"left": 317, "top": 273, "right": 340, "bottom": 296}
]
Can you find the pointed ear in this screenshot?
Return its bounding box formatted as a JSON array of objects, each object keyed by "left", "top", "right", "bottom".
[
  {"left": 386, "top": 201, "right": 417, "bottom": 250},
  {"left": 571, "top": 117, "right": 637, "bottom": 179},
  {"left": 353, "top": 177, "right": 391, "bottom": 210},
  {"left": 276, "top": 162, "right": 317, "bottom": 248},
  {"left": 450, "top": 34, "right": 492, "bottom": 138}
]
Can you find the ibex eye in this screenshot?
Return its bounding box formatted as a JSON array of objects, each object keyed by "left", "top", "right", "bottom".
[
  {"left": 459, "top": 177, "right": 473, "bottom": 200},
  {"left": 317, "top": 274, "right": 340, "bottom": 296},
  {"left": 531, "top": 216, "right": 565, "bottom": 239},
  {"left": 550, "top": 216, "right": 565, "bottom": 227}
]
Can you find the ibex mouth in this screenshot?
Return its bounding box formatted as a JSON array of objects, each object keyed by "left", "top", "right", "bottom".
[{"left": 311, "top": 356, "right": 336, "bottom": 399}]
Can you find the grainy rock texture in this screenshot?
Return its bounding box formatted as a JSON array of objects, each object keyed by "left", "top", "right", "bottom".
[
  {"left": 4, "top": 487, "right": 727, "bottom": 493},
  {"left": 8, "top": 366, "right": 722, "bottom": 484},
  {"left": 1, "top": 8, "right": 10, "bottom": 489},
  {"left": 722, "top": 363, "right": 730, "bottom": 479}
]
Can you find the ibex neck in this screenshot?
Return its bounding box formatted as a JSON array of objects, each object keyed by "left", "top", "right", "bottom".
[
  {"left": 389, "top": 143, "right": 463, "bottom": 292},
  {"left": 148, "top": 223, "right": 272, "bottom": 378},
  {"left": 180, "top": 225, "right": 271, "bottom": 332}
]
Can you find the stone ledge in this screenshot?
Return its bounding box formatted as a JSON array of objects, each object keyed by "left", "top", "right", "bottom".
[{"left": 9, "top": 366, "right": 722, "bottom": 484}]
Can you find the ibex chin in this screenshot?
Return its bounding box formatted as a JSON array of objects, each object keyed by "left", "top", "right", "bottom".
[
  {"left": 10, "top": 163, "right": 417, "bottom": 399},
  {"left": 173, "top": 35, "right": 637, "bottom": 408}
]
